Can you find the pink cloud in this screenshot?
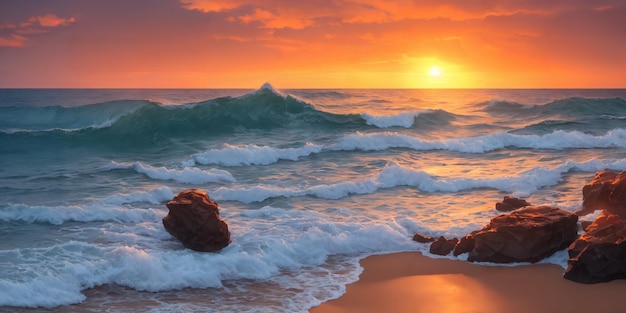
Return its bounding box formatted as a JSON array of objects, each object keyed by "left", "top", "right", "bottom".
[
  {"left": 179, "top": 0, "right": 624, "bottom": 27},
  {"left": 35, "top": 14, "right": 76, "bottom": 27},
  {"left": 180, "top": 0, "right": 327, "bottom": 29},
  {"left": 179, "top": 0, "right": 241, "bottom": 13},
  {"left": 0, "top": 13, "right": 76, "bottom": 48},
  {"left": 0, "top": 34, "right": 28, "bottom": 47},
  {"left": 238, "top": 8, "right": 314, "bottom": 29},
  {"left": 0, "top": 23, "right": 18, "bottom": 30}
]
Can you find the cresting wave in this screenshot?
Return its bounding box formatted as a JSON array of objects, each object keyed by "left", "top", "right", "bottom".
[
  {"left": 362, "top": 110, "right": 433, "bottom": 128},
  {"left": 187, "top": 143, "right": 323, "bottom": 166},
  {"left": 0, "top": 100, "right": 150, "bottom": 133},
  {"left": 187, "top": 129, "right": 626, "bottom": 167},
  {"left": 1, "top": 85, "right": 625, "bottom": 144},
  {"left": 100, "top": 161, "right": 236, "bottom": 184},
  {"left": 0, "top": 187, "right": 174, "bottom": 225},
  {"left": 331, "top": 128, "right": 626, "bottom": 153},
  {"left": 478, "top": 96, "right": 626, "bottom": 117},
  {"left": 202, "top": 159, "right": 626, "bottom": 203},
  {"left": 4, "top": 158, "right": 626, "bottom": 225},
  {"left": 0, "top": 84, "right": 360, "bottom": 138},
  {"left": 0, "top": 87, "right": 448, "bottom": 139}
]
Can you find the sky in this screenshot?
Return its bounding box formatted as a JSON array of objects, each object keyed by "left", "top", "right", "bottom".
[{"left": 0, "top": 0, "right": 624, "bottom": 88}]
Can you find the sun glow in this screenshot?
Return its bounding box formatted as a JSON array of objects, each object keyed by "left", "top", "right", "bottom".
[{"left": 429, "top": 66, "right": 442, "bottom": 78}]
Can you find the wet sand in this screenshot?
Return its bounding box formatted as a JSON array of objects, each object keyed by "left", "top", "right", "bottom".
[{"left": 310, "top": 252, "right": 626, "bottom": 313}]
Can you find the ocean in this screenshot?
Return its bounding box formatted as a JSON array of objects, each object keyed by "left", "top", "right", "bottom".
[{"left": 1, "top": 85, "right": 625, "bottom": 312}]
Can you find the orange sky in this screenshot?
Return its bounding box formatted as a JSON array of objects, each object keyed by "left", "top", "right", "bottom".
[{"left": 0, "top": 0, "right": 624, "bottom": 88}]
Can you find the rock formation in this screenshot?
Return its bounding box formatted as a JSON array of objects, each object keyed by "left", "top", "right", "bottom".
[
  {"left": 453, "top": 232, "right": 477, "bottom": 256},
  {"left": 495, "top": 196, "right": 531, "bottom": 212},
  {"left": 412, "top": 233, "right": 435, "bottom": 243},
  {"left": 576, "top": 170, "right": 626, "bottom": 218},
  {"left": 163, "top": 189, "right": 231, "bottom": 252},
  {"left": 565, "top": 212, "right": 626, "bottom": 283},
  {"left": 563, "top": 170, "right": 626, "bottom": 284},
  {"left": 465, "top": 205, "right": 578, "bottom": 263},
  {"left": 429, "top": 236, "right": 459, "bottom": 256}
]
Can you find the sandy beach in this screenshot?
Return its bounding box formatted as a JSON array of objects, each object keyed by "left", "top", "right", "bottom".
[{"left": 311, "top": 252, "right": 626, "bottom": 313}]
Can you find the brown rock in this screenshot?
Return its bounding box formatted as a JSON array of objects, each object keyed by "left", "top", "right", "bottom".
[
  {"left": 163, "top": 189, "right": 231, "bottom": 252},
  {"left": 577, "top": 171, "right": 626, "bottom": 218},
  {"left": 412, "top": 233, "right": 435, "bottom": 243},
  {"left": 429, "top": 236, "right": 459, "bottom": 256},
  {"left": 453, "top": 232, "right": 477, "bottom": 256},
  {"left": 495, "top": 196, "right": 531, "bottom": 212},
  {"left": 565, "top": 212, "right": 626, "bottom": 284},
  {"left": 467, "top": 205, "right": 578, "bottom": 263}
]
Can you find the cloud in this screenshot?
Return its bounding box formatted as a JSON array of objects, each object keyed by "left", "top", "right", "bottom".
[
  {"left": 237, "top": 8, "right": 314, "bottom": 29},
  {"left": 179, "top": 0, "right": 331, "bottom": 29},
  {"left": 1, "top": 0, "right": 623, "bottom": 87},
  {"left": 0, "top": 13, "right": 75, "bottom": 48},
  {"left": 179, "top": 0, "right": 242, "bottom": 13},
  {"left": 0, "top": 34, "right": 27, "bottom": 47},
  {"left": 178, "top": 0, "right": 625, "bottom": 26},
  {"left": 34, "top": 14, "right": 76, "bottom": 27}
]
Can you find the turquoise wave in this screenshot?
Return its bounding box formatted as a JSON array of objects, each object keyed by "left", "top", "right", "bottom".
[
  {"left": 2, "top": 86, "right": 623, "bottom": 150},
  {"left": 479, "top": 97, "right": 626, "bottom": 118}
]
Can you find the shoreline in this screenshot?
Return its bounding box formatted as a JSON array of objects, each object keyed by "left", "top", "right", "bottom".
[{"left": 310, "top": 251, "right": 626, "bottom": 313}]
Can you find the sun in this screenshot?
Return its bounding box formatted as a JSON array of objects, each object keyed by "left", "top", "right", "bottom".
[{"left": 429, "top": 66, "right": 442, "bottom": 78}]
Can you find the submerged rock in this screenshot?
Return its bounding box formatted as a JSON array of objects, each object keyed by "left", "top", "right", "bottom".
[
  {"left": 495, "top": 196, "right": 531, "bottom": 212},
  {"left": 163, "top": 189, "right": 231, "bottom": 252},
  {"left": 412, "top": 233, "right": 435, "bottom": 243},
  {"left": 429, "top": 236, "right": 459, "bottom": 256},
  {"left": 467, "top": 205, "right": 578, "bottom": 263},
  {"left": 577, "top": 170, "right": 626, "bottom": 218}
]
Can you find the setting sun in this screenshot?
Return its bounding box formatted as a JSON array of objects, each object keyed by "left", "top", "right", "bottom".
[
  {"left": 429, "top": 66, "right": 442, "bottom": 78},
  {"left": 0, "top": 1, "right": 623, "bottom": 88}
]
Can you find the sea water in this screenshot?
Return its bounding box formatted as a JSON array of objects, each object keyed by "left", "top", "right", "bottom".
[{"left": 1, "top": 85, "right": 625, "bottom": 312}]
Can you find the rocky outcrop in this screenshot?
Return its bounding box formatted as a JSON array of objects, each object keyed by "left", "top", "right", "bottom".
[
  {"left": 453, "top": 232, "right": 477, "bottom": 256},
  {"left": 577, "top": 170, "right": 626, "bottom": 218},
  {"left": 163, "top": 189, "right": 231, "bottom": 252},
  {"left": 565, "top": 212, "right": 626, "bottom": 283},
  {"left": 466, "top": 205, "right": 578, "bottom": 263},
  {"left": 412, "top": 233, "right": 435, "bottom": 243},
  {"left": 564, "top": 171, "right": 626, "bottom": 284},
  {"left": 495, "top": 196, "right": 531, "bottom": 212},
  {"left": 429, "top": 236, "right": 458, "bottom": 256}
]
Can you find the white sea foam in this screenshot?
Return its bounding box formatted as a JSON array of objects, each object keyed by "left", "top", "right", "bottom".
[
  {"left": 330, "top": 128, "right": 626, "bottom": 153},
  {"left": 249, "top": 82, "right": 287, "bottom": 98},
  {"left": 0, "top": 241, "right": 101, "bottom": 307},
  {"left": 0, "top": 203, "right": 165, "bottom": 225},
  {"left": 0, "top": 188, "right": 174, "bottom": 225},
  {"left": 0, "top": 205, "right": 417, "bottom": 308},
  {"left": 101, "top": 161, "right": 236, "bottom": 184},
  {"left": 361, "top": 110, "right": 428, "bottom": 128},
  {"left": 100, "top": 186, "right": 176, "bottom": 205},
  {"left": 183, "top": 129, "right": 626, "bottom": 169},
  {"left": 208, "top": 159, "right": 626, "bottom": 203},
  {"left": 190, "top": 143, "right": 323, "bottom": 166}
]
